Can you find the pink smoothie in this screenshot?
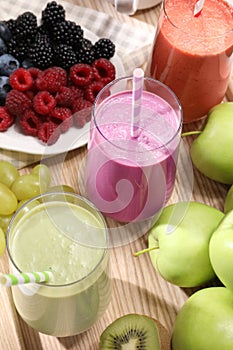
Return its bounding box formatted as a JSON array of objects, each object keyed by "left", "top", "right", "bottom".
[
  {"left": 86, "top": 90, "right": 181, "bottom": 222},
  {"left": 146, "top": 0, "right": 233, "bottom": 123}
]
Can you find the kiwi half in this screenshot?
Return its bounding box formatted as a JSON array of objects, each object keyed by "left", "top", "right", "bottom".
[{"left": 99, "top": 313, "right": 161, "bottom": 349}]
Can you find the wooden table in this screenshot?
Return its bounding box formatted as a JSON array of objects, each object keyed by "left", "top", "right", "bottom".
[{"left": 0, "top": 1, "right": 232, "bottom": 349}]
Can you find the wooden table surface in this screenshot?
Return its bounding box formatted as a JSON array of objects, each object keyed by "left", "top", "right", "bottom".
[{"left": 0, "top": 1, "right": 232, "bottom": 349}]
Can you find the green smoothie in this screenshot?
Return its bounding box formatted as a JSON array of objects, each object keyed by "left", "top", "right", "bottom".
[{"left": 7, "top": 194, "right": 111, "bottom": 337}]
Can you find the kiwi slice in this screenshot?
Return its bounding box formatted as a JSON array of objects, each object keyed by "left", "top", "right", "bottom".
[{"left": 99, "top": 313, "right": 161, "bottom": 349}]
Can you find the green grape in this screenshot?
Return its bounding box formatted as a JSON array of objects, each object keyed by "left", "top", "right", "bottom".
[
  {"left": 0, "top": 227, "right": 6, "bottom": 257},
  {"left": 0, "top": 160, "right": 19, "bottom": 188},
  {"left": 11, "top": 174, "right": 47, "bottom": 201},
  {"left": 0, "top": 214, "right": 13, "bottom": 235},
  {"left": 45, "top": 185, "right": 76, "bottom": 202},
  {"left": 17, "top": 199, "right": 40, "bottom": 209},
  {"left": 31, "top": 164, "right": 51, "bottom": 188},
  {"left": 0, "top": 183, "right": 18, "bottom": 215},
  {"left": 17, "top": 199, "right": 41, "bottom": 221}
]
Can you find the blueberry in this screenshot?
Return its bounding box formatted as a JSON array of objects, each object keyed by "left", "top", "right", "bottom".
[
  {"left": 0, "top": 54, "right": 20, "bottom": 76},
  {"left": 0, "top": 38, "right": 7, "bottom": 55},
  {"left": 0, "top": 22, "right": 12, "bottom": 42},
  {"left": 0, "top": 76, "right": 11, "bottom": 105},
  {"left": 21, "top": 58, "right": 34, "bottom": 69}
]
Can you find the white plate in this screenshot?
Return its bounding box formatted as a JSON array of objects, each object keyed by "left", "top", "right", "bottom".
[{"left": 0, "top": 28, "right": 125, "bottom": 156}]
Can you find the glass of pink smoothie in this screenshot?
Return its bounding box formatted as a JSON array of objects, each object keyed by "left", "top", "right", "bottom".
[
  {"left": 85, "top": 76, "right": 182, "bottom": 223},
  {"left": 146, "top": 0, "right": 233, "bottom": 123}
]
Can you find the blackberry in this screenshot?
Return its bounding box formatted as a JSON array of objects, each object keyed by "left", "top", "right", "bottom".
[
  {"left": 7, "top": 37, "right": 30, "bottom": 61},
  {"left": 83, "top": 38, "right": 93, "bottom": 50},
  {"left": 53, "top": 44, "right": 77, "bottom": 70},
  {"left": 28, "top": 33, "right": 53, "bottom": 69},
  {"left": 75, "top": 38, "right": 95, "bottom": 65},
  {"left": 93, "top": 38, "right": 115, "bottom": 60},
  {"left": 36, "top": 24, "right": 55, "bottom": 44},
  {"left": 3, "top": 19, "right": 17, "bottom": 36},
  {"left": 76, "top": 45, "right": 95, "bottom": 65},
  {"left": 41, "top": 1, "right": 66, "bottom": 29},
  {"left": 52, "top": 20, "right": 84, "bottom": 48},
  {"left": 15, "top": 12, "right": 38, "bottom": 41}
]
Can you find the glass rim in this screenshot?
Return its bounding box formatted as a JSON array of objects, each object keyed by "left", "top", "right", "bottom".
[
  {"left": 6, "top": 192, "right": 109, "bottom": 288},
  {"left": 163, "top": 0, "right": 233, "bottom": 38},
  {"left": 92, "top": 75, "right": 183, "bottom": 153}
]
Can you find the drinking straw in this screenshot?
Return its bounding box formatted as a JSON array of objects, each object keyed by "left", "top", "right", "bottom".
[
  {"left": 194, "top": 0, "right": 205, "bottom": 16},
  {"left": 131, "top": 68, "right": 144, "bottom": 138},
  {"left": 0, "top": 271, "right": 53, "bottom": 287}
]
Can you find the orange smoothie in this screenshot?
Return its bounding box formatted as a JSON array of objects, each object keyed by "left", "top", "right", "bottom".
[{"left": 147, "top": 0, "right": 233, "bottom": 123}]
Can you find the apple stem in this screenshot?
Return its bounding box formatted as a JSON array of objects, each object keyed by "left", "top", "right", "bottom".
[
  {"left": 133, "top": 245, "right": 159, "bottom": 257},
  {"left": 181, "top": 131, "right": 202, "bottom": 138}
]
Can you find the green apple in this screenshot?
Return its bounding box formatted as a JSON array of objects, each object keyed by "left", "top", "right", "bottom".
[
  {"left": 209, "top": 209, "right": 233, "bottom": 290},
  {"left": 224, "top": 184, "right": 233, "bottom": 213},
  {"left": 190, "top": 102, "right": 233, "bottom": 184},
  {"left": 137, "top": 201, "right": 224, "bottom": 287},
  {"left": 171, "top": 287, "right": 233, "bottom": 350}
]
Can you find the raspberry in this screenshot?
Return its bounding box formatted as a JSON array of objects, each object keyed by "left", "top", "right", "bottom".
[
  {"left": 72, "top": 98, "right": 92, "bottom": 128},
  {"left": 24, "top": 90, "right": 35, "bottom": 100},
  {"left": 69, "top": 85, "right": 84, "bottom": 99},
  {"left": 28, "top": 67, "right": 42, "bottom": 90},
  {"left": 55, "top": 86, "right": 74, "bottom": 107},
  {"left": 72, "top": 97, "right": 92, "bottom": 113},
  {"left": 19, "top": 109, "right": 42, "bottom": 136},
  {"left": 9, "top": 68, "right": 33, "bottom": 91},
  {"left": 38, "top": 121, "right": 60, "bottom": 145},
  {"left": 49, "top": 107, "right": 73, "bottom": 133},
  {"left": 57, "top": 85, "right": 85, "bottom": 109},
  {"left": 0, "top": 106, "right": 14, "bottom": 131},
  {"left": 28, "top": 67, "right": 42, "bottom": 80},
  {"left": 69, "top": 63, "right": 93, "bottom": 88},
  {"left": 92, "top": 58, "right": 116, "bottom": 85},
  {"left": 36, "top": 66, "right": 68, "bottom": 93},
  {"left": 5, "top": 89, "right": 32, "bottom": 116},
  {"left": 33, "top": 91, "right": 56, "bottom": 115},
  {"left": 84, "top": 81, "right": 104, "bottom": 103}
]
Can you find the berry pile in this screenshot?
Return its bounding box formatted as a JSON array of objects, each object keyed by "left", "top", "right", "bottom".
[
  {"left": 0, "top": 1, "right": 117, "bottom": 144},
  {"left": 2, "top": 1, "right": 115, "bottom": 71},
  {"left": 0, "top": 58, "right": 115, "bottom": 144}
]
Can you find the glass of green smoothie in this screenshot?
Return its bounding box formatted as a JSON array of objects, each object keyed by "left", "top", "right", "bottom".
[{"left": 6, "top": 192, "right": 111, "bottom": 337}]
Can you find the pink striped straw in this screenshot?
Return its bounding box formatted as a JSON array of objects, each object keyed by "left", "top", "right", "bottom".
[
  {"left": 194, "top": 0, "right": 205, "bottom": 16},
  {"left": 131, "top": 68, "right": 144, "bottom": 138}
]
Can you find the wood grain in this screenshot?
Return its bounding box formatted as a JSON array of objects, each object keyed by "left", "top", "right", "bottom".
[{"left": 0, "top": 1, "right": 232, "bottom": 349}]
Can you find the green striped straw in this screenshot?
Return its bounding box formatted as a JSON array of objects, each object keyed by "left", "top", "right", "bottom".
[{"left": 0, "top": 271, "right": 53, "bottom": 287}]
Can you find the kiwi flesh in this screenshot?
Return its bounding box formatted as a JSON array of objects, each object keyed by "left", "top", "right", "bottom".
[{"left": 99, "top": 313, "right": 161, "bottom": 349}]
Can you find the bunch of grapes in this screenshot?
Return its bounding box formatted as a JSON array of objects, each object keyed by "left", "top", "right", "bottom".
[{"left": 0, "top": 160, "right": 75, "bottom": 257}]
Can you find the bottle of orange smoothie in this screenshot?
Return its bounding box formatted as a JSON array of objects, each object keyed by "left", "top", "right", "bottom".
[{"left": 146, "top": 0, "right": 233, "bottom": 123}]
